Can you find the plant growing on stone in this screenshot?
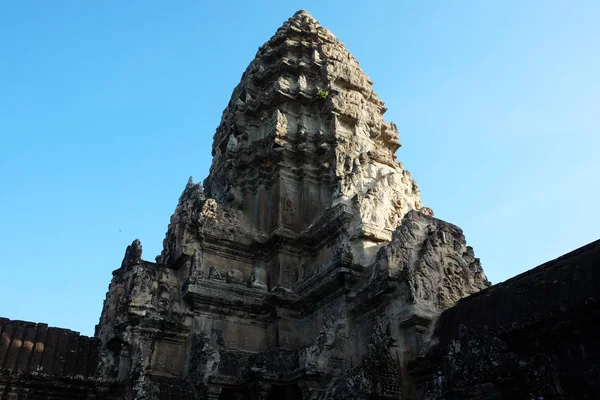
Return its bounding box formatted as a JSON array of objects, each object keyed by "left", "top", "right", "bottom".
[{"left": 316, "top": 89, "right": 329, "bottom": 100}]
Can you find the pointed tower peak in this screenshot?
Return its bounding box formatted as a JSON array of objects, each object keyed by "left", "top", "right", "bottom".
[
  {"left": 292, "top": 9, "right": 317, "bottom": 21},
  {"left": 276, "top": 9, "right": 323, "bottom": 37},
  {"left": 293, "top": 9, "right": 311, "bottom": 17},
  {"left": 204, "top": 10, "right": 427, "bottom": 240}
]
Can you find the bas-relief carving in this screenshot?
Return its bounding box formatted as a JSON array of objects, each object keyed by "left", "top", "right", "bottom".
[
  {"left": 299, "top": 182, "right": 322, "bottom": 229},
  {"left": 282, "top": 183, "right": 300, "bottom": 230},
  {"left": 150, "top": 341, "right": 185, "bottom": 377},
  {"left": 303, "top": 316, "right": 349, "bottom": 373},
  {"left": 280, "top": 263, "right": 293, "bottom": 288}
]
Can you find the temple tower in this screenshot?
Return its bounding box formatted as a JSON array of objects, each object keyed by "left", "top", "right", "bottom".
[
  {"left": 160, "top": 10, "right": 429, "bottom": 293},
  {"left": 95, "top": 10, "right": 489, "bottom": 400}
]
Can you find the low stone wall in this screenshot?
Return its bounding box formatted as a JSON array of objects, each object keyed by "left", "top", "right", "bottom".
[
  {"left": 0, "top": 318, "right": 123, "bottom": 398},
  {"left": 0, "top": 319, "right": 99, "bottom": 377}
]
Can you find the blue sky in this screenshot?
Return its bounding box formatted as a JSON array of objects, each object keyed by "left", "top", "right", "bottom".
[{"left": 1, "top": 1, "right": 598, "bottom": 336}]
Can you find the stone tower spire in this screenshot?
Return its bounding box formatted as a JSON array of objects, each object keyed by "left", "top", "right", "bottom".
[
  {"left": 95, "top": 11, "right": 489, "bottom": 400},
  {"left": 202, "top": 10, "right": 429, "bottom": 266}
]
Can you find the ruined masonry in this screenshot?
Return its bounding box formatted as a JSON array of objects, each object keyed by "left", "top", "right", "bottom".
[{"left": 1, "top": 10, "right": 598, "bottom": 400}]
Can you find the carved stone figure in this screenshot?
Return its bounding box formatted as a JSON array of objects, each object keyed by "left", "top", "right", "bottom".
[
  {"left": 208, "top": 266, "right": 224, "bottom": 281},
  {"left": 226, "top": 269, "right": 244, "bottom": 285}
]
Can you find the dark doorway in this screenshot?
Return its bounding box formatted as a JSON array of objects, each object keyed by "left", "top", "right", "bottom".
[
  {"left": 267, "top": 384, "right": 302, "bottom": 400},
  {"left": 219, "top": 388, "right": 250, "bottom": 400}
]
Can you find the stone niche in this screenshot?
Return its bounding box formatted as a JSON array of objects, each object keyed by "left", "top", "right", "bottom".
[
  {"left": 150, "top": 340, "right": 186, "bottom": 377},
  {"left": 201, "top": 252, "right": 253, "bottom": 284},
  {"left": 257, "top": 253, "right": 303, "bottom": 292}
]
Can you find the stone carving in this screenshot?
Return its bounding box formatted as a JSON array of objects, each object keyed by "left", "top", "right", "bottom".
[
  {"left": 280, "top": 263, "right": 293, "bottom": 287},
  {"left": 201, "top": 198, "right": 218, "bottom": 219},
  {"left": 189, "top": 333, "right": 221, "bottom": 396},
  {"left": 211, "top": 329, "right": 225, "bottom": 347},
  {"left": 157, "top": 284, "right": 170, "bottom": 307},
  {"left": 121, "top": 239, "right": 142, "bottom": 270},
  {"left": 208, "top": 266, "right": 225, "bottom": 281},
  {"left": 372, "top": 210, "right": 490, "bottom": 314},
  {"left": 282, "top": 186, "right": 299, "bottom": 229},
  {"left": 423, "top": 326, "right": 565, "bottom": 399},
  {"left": 320, "top": 322, "right": 401, "bottom": 400},
  {"left": 226, "top": 268, "right": 244, "bottom": 285},
  {"left": 303, "top": 316, "right": 349, "bottom": 373},
  {"left": 250, "top": 264, "right": 268, "bottom": 290},
  {"left": 150, "top": 341, "right": 186, "bottom": 377},
  {"left": 407, "top": 239, "right": 600, "bottom": 399}
]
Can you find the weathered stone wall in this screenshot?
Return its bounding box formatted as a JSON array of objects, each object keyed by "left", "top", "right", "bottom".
[
  {"left": 0, "top": 318, "right": 123, "bottom": 398},
  {"left": 411, "top": 239, "right": 600, "bottom": 399},
  {"left": 0, "top": 318, "right": 99, "bottom": 377}
]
